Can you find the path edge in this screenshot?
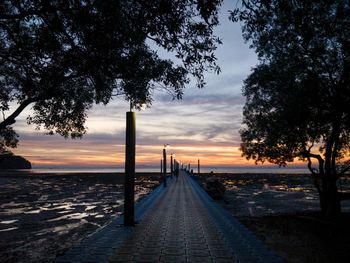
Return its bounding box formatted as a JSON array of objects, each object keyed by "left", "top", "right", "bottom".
[{"left": 55, "top": 177, "right": 170, "bottom": 263}]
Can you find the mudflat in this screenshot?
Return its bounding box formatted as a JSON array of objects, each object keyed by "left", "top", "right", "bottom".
[
  {"left": 196, "top": 173, "right": 350, "bottom": 263},
  {"left": 0, "top": 172, "right": 160, "bottom": 263}
]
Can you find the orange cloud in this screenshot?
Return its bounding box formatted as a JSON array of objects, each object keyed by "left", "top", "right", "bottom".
[{"left": 14, "top": 137, "right": 253, "bottom": 167}]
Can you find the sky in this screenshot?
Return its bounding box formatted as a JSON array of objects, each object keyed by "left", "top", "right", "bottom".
[{"left": 11, "top": 1, "right": 264, "bottom": 169}]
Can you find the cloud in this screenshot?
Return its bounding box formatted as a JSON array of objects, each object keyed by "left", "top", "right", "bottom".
[{"left": 10, "top": 1, "right": 259, "bottom": 168}]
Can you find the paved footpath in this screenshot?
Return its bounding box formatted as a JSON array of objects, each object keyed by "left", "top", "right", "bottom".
[{"left": 57, "top": 172, "right": 283, "bottom": 263}]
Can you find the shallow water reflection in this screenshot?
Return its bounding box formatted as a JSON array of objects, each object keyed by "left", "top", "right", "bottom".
[
  {"left": 0, "top": 173, "right": 160, "bottom": 263},
  {"left": 221, "top": 174, "right": 350, "bottom": 217}
]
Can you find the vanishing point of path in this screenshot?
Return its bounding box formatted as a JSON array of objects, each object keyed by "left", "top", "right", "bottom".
[{"left": 57, "top": 172, "right": 283, "bottom": 263}]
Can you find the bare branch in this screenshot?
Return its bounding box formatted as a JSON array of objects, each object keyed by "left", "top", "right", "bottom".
[
  {"left": 301, "top": 147, "right": 325, "bottom": 176},
  {"left": 0, "top": 97, "right": 39, "bottom": 130},
  {"left": 306, "top": 155, "right": 317, "bottom": 175}
]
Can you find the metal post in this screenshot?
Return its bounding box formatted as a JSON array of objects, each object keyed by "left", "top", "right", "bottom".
[
  {"left": 198, "top": 159, "right": 200, "bottom": 175},
  {"left": 124, "top": 111, "right": 136, "bottom": 226},
  {"left": 170, "top": 155, "right": 173, "bottom": 178},
  {"left": 160, "top": 159, "right": 163, "bottom": 174},
  {"left": 163, "top": 148, "right": 167, "bottom": 187}
]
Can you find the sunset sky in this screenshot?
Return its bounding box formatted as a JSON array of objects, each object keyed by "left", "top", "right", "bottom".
[{"left": 11, "top": 1, "right": 272, "bottom": 169}]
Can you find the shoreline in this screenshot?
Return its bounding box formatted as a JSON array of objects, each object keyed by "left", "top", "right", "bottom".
[
  {"left": 0, "top": 169, "right": 313, "bottom": 177},
  {"left": 0, "top": 171, "right": 163, "bottom": 178}
]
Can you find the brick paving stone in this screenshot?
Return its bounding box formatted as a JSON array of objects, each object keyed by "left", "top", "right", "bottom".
[
  {"left": 161, "top": 247, "right": 185, "bottom": 256},
  {"left": 137, "top": 247, "right": 161, "bottom": 255},
  {"left": 186, "top": 240, "right": 207, "bottom": 246},
  {"left": 186, "top": 256, "right": 213, "bottom": 263},
  {"left": 109, "top": 253, "right": 134, "bottom": 262},
  {"left": 164, "top": 238, "right": 186, "bottom": 243},
  {"left": 209, "top": 249, "right": 234, "bottom": 258},
  {"left": 186, "top": 248, "right": 210, "bottom": 257},
  {"left": 163, "top": 242, "right": 185, "bottom": 248},
  {"left": 212, "top": 258, "right": 235, "bottom": 263},
  {"left": 59, "top": 171, "right": 282, "bottom": 263},
  {"left": 133, "top": 253, "right": 160, "bottom": 262},
  {"left": 141, "top": 242, "right": 164, "bottom": 248},
  {"left": 206, "top": 242, "right": 227, "bottom": 249},
  {"left": 186, "top": 244, "right": 208, "bottom": 250},
  {"left": 160, "top": 255, "right": 187, "bottom": 263}
]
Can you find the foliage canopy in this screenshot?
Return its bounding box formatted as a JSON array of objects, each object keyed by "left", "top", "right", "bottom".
[
  {"left": 0, "top": 0, "right": 223, "bottom": 152},
  {"left": 233, "top": 0, "right": 350, "bottom": 215}
]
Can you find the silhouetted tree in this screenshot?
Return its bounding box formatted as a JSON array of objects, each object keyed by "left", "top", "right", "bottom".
[
  {"left": 0, "top": 0, "right": 222, "bottom": 152},
  {"left": 233, "top": 0, "right": 350, "bottom": 217}
]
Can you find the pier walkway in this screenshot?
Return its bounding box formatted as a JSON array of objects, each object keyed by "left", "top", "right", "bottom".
[{"left": 56, "top": 172, "right": 282, "bottom": 263}]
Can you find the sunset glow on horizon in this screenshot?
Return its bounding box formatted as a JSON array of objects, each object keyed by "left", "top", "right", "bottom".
[
  {"left": 14, "top": 137, "right": 251, "bottom": 168},
  {"left": 8, "top": 2, "right": 306, "bottom": 170}
]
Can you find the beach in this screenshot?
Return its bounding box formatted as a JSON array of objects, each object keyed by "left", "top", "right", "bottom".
[
  {"left": 195, "top": 173, "right": 350, "bottom": 263},
  {"left": 0, "top": 172, "right": 161, "bottom": 263}
]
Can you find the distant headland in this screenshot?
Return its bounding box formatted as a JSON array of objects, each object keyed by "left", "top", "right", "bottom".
[{"left": 0, "top": 153, "right": 32, "bottom": 169}]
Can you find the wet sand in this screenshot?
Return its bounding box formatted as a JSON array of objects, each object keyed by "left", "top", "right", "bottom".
[
  {"left": 0, "top": 172, "right": 161, "bottom": 263},
  {"left": 3, "top": 172, "right": 350, "bottom": 262},
  {"left": 195, "top": 173, "right": 350, "bottom": 263}
]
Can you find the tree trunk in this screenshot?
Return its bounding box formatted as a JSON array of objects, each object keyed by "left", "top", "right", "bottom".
[{"left": 317, "top": 177, "right": 341, "bottom": 218}]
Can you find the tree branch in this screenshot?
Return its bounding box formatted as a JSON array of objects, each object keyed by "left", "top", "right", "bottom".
[
  {"left": 301, "top": 148, "right": 325, "bottom": 176},
  {"left": 0, "top": 98, "right": 38, "bottom": 131},
  {"left": 306, "top": 155, "right": 317, "bottom": 175},
  {"left": 0, "top": 6, "right": 85, "bottom": 21},
  {"left": 301, "top": 148, "right": 324, "bottom": 194},
  {"left": 325, "top": 118, "right": 341, "bottom": 177},
  {"left": 332, "top": 134, "right": 340, "bottom": 177}
]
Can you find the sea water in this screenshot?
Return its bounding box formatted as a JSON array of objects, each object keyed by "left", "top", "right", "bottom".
[{"left": 6, "top": 165, "right": 309, "bottom": 174}]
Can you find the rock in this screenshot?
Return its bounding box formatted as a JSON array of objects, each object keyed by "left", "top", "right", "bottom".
[{"left": 0, "top": 154, "right": 32, "bottom": 169}]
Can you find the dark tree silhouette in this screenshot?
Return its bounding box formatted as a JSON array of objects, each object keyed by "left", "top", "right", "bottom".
[
  {"left": 0, "top": 0, "right": 222, "bottom": 153},
  {"left": 233, "top": 0, "right": 350, "bottom": 217}
]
